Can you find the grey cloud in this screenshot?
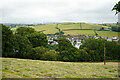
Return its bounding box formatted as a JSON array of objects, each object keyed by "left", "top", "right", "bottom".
[{"left": 0, "top": 0, "right": 119, "bottom": 23}]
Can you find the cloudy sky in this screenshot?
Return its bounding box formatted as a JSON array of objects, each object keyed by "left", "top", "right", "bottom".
[{"left": 0, "top": 0, "right": 119, "bottom": 24}]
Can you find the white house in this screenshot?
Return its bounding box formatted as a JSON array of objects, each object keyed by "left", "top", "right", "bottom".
[
  {"left": 102, "top": 36, "right": 108, "bottom": 39},
  {"left": 72, "top": 39, "right": 82, "bottom": 49},
  {"left": 112, "top": 37, "right": 117, "bottom": 40},
  {"left": 95, "top": 37, "right": 100, "bottom": 39},
  {"left": 107, "top": 38, "right": 112, "bottom": 41}
]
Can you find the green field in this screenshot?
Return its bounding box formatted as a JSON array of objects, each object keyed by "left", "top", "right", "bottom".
[
  {"left": 58, "top": 23, "right": 109, "bottom": 30},
  {"left": 33, "top": 24, "right": 58, "bottom": 34},
  {"left": 96, "top": 31, "right": 119, "bottom": 38},
  {"left": 2, "top": 58, "right": 118, "bottom": 78},
  {"left": 10, "top": 23, "right": 119, "bottom": 38},
  {"left": 63, "top": 30, "right": 95, "bottom": 36},
  {"left": 10, "top": 24, "right": 59, "bottom": 34},
  {"left": 63, "top": 30, "right": 119, "bottom": 38}
]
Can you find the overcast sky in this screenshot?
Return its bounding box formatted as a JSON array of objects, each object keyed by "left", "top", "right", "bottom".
[{"left": 0, "top": 0, "right": 119, "bottom": 24}]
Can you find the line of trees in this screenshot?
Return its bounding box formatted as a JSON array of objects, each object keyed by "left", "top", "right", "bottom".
[{"left": 2, "top": 24, "right": 120, "bottom": 62}]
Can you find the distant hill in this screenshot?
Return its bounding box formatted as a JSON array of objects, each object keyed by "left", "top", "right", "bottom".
[
  {"left": 9, "top": 23, "right": 119, "bottom": 38},
  {"left": 58, "top": 23, "right": 110, "bottom": 30}
]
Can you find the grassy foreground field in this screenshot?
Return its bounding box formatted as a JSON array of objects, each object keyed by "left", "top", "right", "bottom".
[{"left": 2, "top": 58, "right": 118, "bottom": 78}]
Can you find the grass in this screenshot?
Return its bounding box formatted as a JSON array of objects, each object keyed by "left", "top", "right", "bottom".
[
  {"left": 58, "top": 23, "right": 109, "bottom": 31},
  {"left": 2, "top": 58, "right": 118, "bottom": 78},
  {"left": 63, "top": 30, "right": 119, "bottom": 38},
  {"left": 10, "top": 24, "right": 59, "bottom": 34},
  {"left": 63, "top": 30, "right": 95, "bottom": 36},
  {"left": 33, "top": 24, "right": 58, "bottom": 34},
  {"left": 96, "top": 31, "right": 119, "bottom": 38}
]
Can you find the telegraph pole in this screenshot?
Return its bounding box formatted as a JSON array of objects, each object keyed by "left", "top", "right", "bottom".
[{"left": 104, "top": 43, "right": 106, "bottom": 65}]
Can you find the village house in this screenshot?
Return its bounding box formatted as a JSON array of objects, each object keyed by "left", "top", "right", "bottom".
[
  {"left": 107, "top": 38, "right": 112, "bottom": 41},
  {"left": 112, "top": 36, "right": 119, "bottom": 42},
  {"left": 47, "top": 34, "right": 119, "bottom": 47},
  {"left": 72, "top": 39, "right": 82, "bottom": 49},
  {"left": 51, "top": 41, "right": 58, "bottom": 45},
  {"left": 107, "top": 37, "right": 119, "bottom": 42},
  {"left": 66, "top": 36, "right": 72, "bottom": 41},
  {"left": 102, "top": 36, "right": 108, "bottom": 39},
  {"left": 112, "top": 36, "right": 117, "bottom": 40},
  {"left": 86, "top": 35, "right": 92, "bottom": 38},
  {"left": 93, "top": 35, "right": 100, "bottom": 39}
]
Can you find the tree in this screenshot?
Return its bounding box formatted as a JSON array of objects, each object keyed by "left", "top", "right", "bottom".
[
  {"left": 58, "top": 37, "right": 73, "bottom": 52},
  {"left": 105, "top": 41, "right": 120, "bottom": 60},
  {"left": 32, "top": 46, "right": 47, "bottom": 60},
  {"left": 80, "top": 38, "right": 120, "bottom": 61},
  {"left": 80, "top": 38, "right": 106, "bottom": 61},
  {"left": 112, "top": 1, "right": 120, "bottom": 15},
  {"left": 76, "top": 47, "right": 90, "bottom": 62},
  {"left": 42, "top": 50, "right": 59, "bottom": 61},
  {"left": 2, "top": 25, "right": 14, "bottom": 57},
  {"left": 2, "top": 25, "right": 33, "bottom": 58},
  {"left": 12, "top": 35, "right": 33, "bottom": 58},
  {"left": 26, "top": 32, "right": 48, "bottom": 48},
  {"left": 58, "top": 37, "right": 78, "bottom": 61},
  {"left": 16, "top": 27, "right": 36, "bottom": 36},
  {"left": 46, "top": 44, "right": 58, "bottom": 51}
]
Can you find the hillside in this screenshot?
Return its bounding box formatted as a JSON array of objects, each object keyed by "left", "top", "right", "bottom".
[
  {"left": 33, "top": 24, "right": 58, "bottom": 34},
  {"left": 10, "top": 23, "right": 119, "bottom": 38},
  {"left": 58, "top": 23, "right": 109, "bottom": 30},
  {"left": 2, "top": 58, "right": 118, "bottom": 78}
]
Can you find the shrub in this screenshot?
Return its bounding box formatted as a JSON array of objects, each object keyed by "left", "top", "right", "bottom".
[
  {"left": 27, "top": 32, "right": 48, "bottom": 48},
  {"left": 32, "top": 46, "right": 47, "bottom": 60},
  {"left": 42, "top": 50, "right": 59, "bottom": 61}
]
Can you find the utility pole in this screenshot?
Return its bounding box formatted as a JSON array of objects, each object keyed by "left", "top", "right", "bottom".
[{"left": 104, "top": 43, "right": 106, "bottom": 65}]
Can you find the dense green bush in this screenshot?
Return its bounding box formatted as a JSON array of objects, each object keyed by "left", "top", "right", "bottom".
[
  {"left": 12, "top": 35, "right": 33, "bottom": 58},
  {"left": 26, "top": 32, "right": 48, "bottom": 48},
  {"left": 32, "top": 46, "right": 47, "bottom": 60},
  {"left": 80, "top": 38, "right": 120, "bottom": 61},
  {"left": 2, "top": 25, "right": 14, "bottom": 57},
  {"left": 58, "top": 37, "right": 79, "bottom": 61},
  {"left": 105, "top": 41, "right": 120, "bottom": 60},
  {"left": 42, "top": 50, "right": 59, "bottom": 61},
  {"left": 16, "top": 27, "right": 36, "bottom": 36},
  {"left": 46, "top": 44, "right": 58, "bottom": 51},
  {"left": 2, "top": 25, "right": 33, "bottom": 58}
]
